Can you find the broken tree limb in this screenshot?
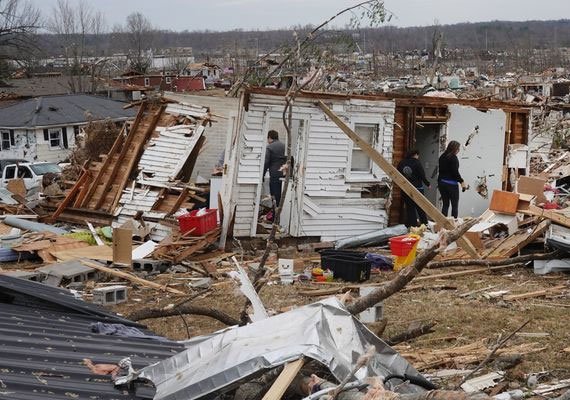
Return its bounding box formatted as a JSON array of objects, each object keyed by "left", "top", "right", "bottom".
[
  {"left": 317, "top": 100, "right": 479, "bottom": 259},
  {"left": 80, "top": 260, "right": 186, "bottom": 295},
  {"left": 127, "top": 303, "right": 241, "bottom": 326},
  {"left": 347, "top": 218, "right": 479, "bottom": 316},
  {"left": 385, "top": 322, "right": 437, "bottom": 346},
  {"left": 428, "top": 250, "right": 563, "bottom": 269}
]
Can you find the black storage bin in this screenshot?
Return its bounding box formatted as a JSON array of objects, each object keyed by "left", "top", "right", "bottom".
[{"left": 320, "top": 250, "right": 371, "bottom": 282}]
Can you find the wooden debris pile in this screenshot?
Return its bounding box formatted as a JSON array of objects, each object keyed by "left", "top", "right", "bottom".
[{"left": 48, "top": 98, "right": 213, "bottom": 242}]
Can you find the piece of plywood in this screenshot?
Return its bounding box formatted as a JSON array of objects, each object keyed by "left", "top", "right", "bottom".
[
  {"left": 261, "top": 358, "right": 305, "bottom": 400},
  {"left": 517, "top": 193, "right": 535, "bottom": 211},
  {"left": 517, "top": 176, "right": 547, "bottom": 204},
  {"left": 489, "top": 190, "right": 520, "bottom": 215},
  {"left": 317, "top": 100, "right": 479, "bottom": 259},
  {"left": 51, "top": 245, "right": 114, "bottom": 262},
  {"left": 113, "top": 228, "right": 132, "bottom": 265},
  {"left": 6, "top": 179, "right": 26, "bottom": 198}
]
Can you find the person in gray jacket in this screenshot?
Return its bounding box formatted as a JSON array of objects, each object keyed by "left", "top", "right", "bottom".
[{"left": 263, "top": 130, "right": 286, "bottom": 215}]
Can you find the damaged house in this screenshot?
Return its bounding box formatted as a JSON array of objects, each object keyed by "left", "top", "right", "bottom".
[
  {"left": 221, "top": 88, "right": 532, "bottom": 241},
  {"left": 0, "top": 94, "right": 136, "bottom": 163}
]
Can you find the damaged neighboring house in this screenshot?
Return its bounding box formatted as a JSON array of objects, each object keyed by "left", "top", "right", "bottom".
[
  {"left": 50, "top": 98, "right": 213, "bottom": 241},
  {"left": 0, "top": 94, "right": 136, "bottom": 163},
  {"left": 221, "top": 88, "right": 532, "bottom": 241}
]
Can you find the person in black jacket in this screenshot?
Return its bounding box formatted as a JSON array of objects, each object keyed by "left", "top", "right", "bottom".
[
  {"left": 397, "top": 149, "right": 431, "bottom": 227},
  {"left": 263, "top": 130, "right": 286, "bottom": 219},
  {"left": 437, "top": 140, "right": 467, "bottom": 218}
]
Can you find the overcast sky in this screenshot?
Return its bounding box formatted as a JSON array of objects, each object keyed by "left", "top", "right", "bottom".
[{"left": 31, "top": 0, "right": 568, "bottom": 31}]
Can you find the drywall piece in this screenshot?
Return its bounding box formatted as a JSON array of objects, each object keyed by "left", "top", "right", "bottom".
[
  {"left": 533, "top": 259, "right": 570, "bottom": 275},
  {"left": 489, "top": 190, "right": 520, "bottom": 215},
  {"left": 507, "top": 144, "right": 528, "bottom": 169},
  {"left": 112, "top": 227, "right": 132, "bottom": 266},
  {"left": 278, "top": 259, "right": 294, "bottom": 284},
  {"left": 229, "top": 256, "right": 268, "bottom": 322},
  {"left": 132, "top": 240, "right": 157, "bottom": 260},
  {"left": 358, "top": 286, "right": 384, "bottom": 323},
  {"left": 461, "top": 371, "right": 505, "bottom": 393},
  {"left": 517, "top": 176, "right": 547, "bottom": 204},
  {"left": 446, "top": 105, "right": 507, "bottom": 217}
]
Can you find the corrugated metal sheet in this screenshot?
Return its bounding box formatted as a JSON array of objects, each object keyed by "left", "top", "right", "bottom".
[{"left": 0, "top": 275, "right": 184, "bottom": 400}]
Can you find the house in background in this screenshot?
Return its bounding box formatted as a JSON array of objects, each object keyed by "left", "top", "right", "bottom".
[
  {"left": 221, "top": 88, "right": 532, "bottom": 242},
  {"left": 114, "top": 72, "right": 205, "bottom": 93},
  {"left": 0, "top": 94, "right": 136, "bottom": 163}
]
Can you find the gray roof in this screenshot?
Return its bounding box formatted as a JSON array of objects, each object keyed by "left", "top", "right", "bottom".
[
  {"left": 0, "top": 275, "right": 185, "bottom": 400},
  {"left": 0, "top": 94, "right": 136, "bottom": 128}
]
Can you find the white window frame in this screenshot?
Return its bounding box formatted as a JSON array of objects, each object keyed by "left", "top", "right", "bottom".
[
  {"left": 0, "top": 130, "right": 10, "bottom": 150},
  {"left": 48, "top": 128, "right": 62, "bottom": 149},
  {"left": 144, "top": 77, "right": 150, "bottom": 87},
  {"left": 346, "top": 118, "right": 384, "bottom": 182},
  {"left": 165, "top": 76, "right": 172, "bottom": 84}
]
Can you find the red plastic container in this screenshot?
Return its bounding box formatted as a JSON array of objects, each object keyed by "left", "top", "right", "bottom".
[
  {"left": 177, "top": 209, "right": 218, "bottom": 235},
  {"left": 389, "top": 235, "right": 419, "bottom": 257}
]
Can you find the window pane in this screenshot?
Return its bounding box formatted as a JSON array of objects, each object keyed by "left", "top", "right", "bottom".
[
  {"left": 351, "top": 123, "right": 377, "bottom": 172},
  {"left": 355, "top": 124, "right": 375, "bottom": 144},
  {"left": 5, "top": 166, "right": 15, "bottom": 179},
  {"left": 1, "top": 131, "right": 9, "bottom": 150},
  {"left": 18, "top": 166, "right": 32, "bottom": 178},
  {"left": 351, "top": 149, "right": 370, "bottom": 171},
  {"left": 30, "top": 163, "right": 61, "bottom": 175}
]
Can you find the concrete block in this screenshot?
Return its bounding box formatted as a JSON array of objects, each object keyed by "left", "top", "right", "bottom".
[
  {"left": 92, "top": 285, "right": 128, "bottom": 305},
  {"left": 38, "top": 261, "right": 98, "bottom": 283},
  {"left": 132, "top": 259, "right": 171, "bottom": 274},
  {"left": 358, "top": 286, "right": 384, "bottom": 323}
]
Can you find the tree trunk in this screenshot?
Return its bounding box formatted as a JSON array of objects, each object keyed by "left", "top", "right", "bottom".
[{"left": 128, "top": 304, "right": 240, "bottom": 326}]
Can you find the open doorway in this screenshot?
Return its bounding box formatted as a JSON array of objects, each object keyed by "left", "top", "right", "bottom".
[{"left": 414, "top": 123, "right": 445, "bottom": 206}]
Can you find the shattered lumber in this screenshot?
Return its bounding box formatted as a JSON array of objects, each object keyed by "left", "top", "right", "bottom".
[
  {"left": 347, "top": 218, "right": 479, "bottom": 316},
  {"left": 317, "top": 100, "right": 479, "bottom": 259},
  {"left": 503, "top": 285, "right": 567, "bottom": 301},
  {"left": 127, "top": 303, "right": 241, "bottom": 326},
  {"left": 519, "top": 205, "right": 570, "bottom": 229},
  {"left": 81, "top": 260, "right": 186, "bottom": 295},
  {"left": 429, "top": 250, "right": 562, "bottom": 268}
]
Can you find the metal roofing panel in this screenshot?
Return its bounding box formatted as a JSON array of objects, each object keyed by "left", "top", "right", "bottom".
[
  {"left": 0, "top": 94, "right": 136, "bottom": 128},
  {"left": 0, "top": 277, "right": 185, "bottom": 400}
]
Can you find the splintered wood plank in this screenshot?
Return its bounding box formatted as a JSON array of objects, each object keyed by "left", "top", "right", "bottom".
[
  {"left": 81, "top": 260, "right": 185, "bottom": 295},
  {"left": 49, "top": 170, "right": 90, "bottom": 222},
  {"left": 486, "top": 219, "right": 550, "bottom": 258},
  {"left": 92, "top": 103, "right": 152, "bottom": 210},
  {"left": 261, "top": 358, "right": 305, "bottom": 400},
  {"left": 503, "top": 285, "right": 567, "bottom": 301},
  {"left": 109, "top": 104, "right": 166, "bottom": 212}
]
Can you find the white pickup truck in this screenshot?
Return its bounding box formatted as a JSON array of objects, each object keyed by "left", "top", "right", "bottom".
[{"left": 1, "top": 161, "right": 62, "bottom": 192}]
